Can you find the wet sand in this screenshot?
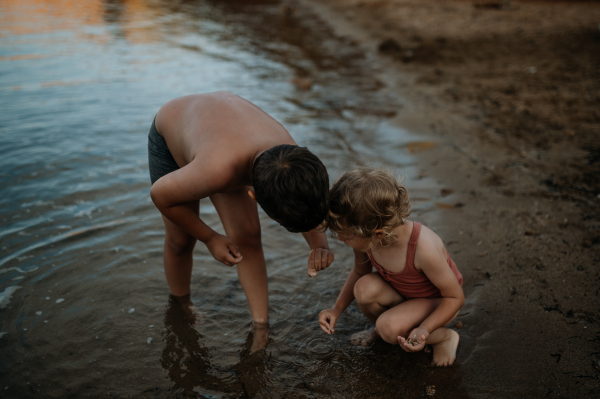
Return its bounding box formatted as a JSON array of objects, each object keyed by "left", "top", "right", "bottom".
[{"left": 300, "top": 0, "right": 600, "bottom": 396}]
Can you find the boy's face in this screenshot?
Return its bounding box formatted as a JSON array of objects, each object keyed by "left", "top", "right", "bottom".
[{"left": 336, "top": 232, "right": 372, "bottom": 252}]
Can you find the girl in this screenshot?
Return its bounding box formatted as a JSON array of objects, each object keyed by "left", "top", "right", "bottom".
[{"left": 319, "top": 167, "right": 464, "bottom": 366}]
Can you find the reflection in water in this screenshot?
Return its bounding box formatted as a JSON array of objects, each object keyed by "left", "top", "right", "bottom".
[
  {"left": 162, "top": 295, "right": 273, "bottom": 397},
  {"left": 162, "top": 295, "right": 231, "bottom": 394}
]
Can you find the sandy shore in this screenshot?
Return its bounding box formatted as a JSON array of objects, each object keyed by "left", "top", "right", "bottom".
[{"left": 301, "top": 0, "right": 600, "bottom": 396}]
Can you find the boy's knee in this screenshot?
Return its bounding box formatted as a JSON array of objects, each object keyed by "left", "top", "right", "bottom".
[
  {"left": 353, "top": 275, "right": 380, "bottom": 305},
  {"left": 230, "top": 222, "right": 262, "bottom": 249},
  {"left": 165, "top": 234, "right": 196, "bottom": 256}
]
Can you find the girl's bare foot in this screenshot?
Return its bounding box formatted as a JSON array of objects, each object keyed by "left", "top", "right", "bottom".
[
  {"left": 351, "top": 328, "right": 379, "bottom": 347},
  {"left": 431, "top": 329, "right": 459, "bottom": 366}
]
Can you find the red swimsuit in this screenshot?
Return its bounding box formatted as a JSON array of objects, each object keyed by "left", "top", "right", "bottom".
[{"left": 366, "top": 222, "right": 463, "bottom": 300}]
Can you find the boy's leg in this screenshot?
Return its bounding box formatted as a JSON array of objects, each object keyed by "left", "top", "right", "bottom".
[
  {"left": 209, "top": 188, "right": 268, "bottom": 325},
  {"left": 161, "top": 200, "right": 199, "bottom": 297}
]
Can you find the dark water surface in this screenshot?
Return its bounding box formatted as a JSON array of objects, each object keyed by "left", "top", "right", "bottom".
[{"left": 0, "top": 0, "right": 467, "bottom": 397}]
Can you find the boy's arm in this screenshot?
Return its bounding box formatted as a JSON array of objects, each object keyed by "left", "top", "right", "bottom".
[
  {"left": 302, "top": 229, "right": 334, "bottom": 277},
  {"left": 319, "top": 249, "right": 372, "bottom": 334},
  {"left": 150, "top": 158, "right": 242, "bottom": 265}
]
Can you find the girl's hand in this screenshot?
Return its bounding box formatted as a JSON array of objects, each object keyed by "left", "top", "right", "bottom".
[
  {"left": 205, "top": 234, "right": 243, "bottom": 266},
  {"left": 319, "top": 308, "right": 340, "bottom": 334},
  {"left": 307, "top": 248, "right": 334, "bottom": 278},
  {"left": 399, "top": 327, "right": 429, "bottom": 352}
]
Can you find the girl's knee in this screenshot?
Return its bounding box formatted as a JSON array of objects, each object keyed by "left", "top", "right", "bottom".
[
  {"left": 375, "top": 315, "right": 409, "bottom": 344},
  {"left": 354, "top": 274, "right": 383, "bottom": 305}
]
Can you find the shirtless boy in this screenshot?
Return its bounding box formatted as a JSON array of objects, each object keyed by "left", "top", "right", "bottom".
[{"left": 148, "top": 92, "right": 334, "bottom": 328}]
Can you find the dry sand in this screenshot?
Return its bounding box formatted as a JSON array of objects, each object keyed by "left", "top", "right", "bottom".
[{"left": 301, "top": 0, "right": 600, "bottom": 397}]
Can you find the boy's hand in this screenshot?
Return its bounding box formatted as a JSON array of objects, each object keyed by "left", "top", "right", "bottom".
[
  {"left": 398, "top": 327, "right": 428, "bottom": 352},
  {"left": 307, "top": 248, "right": 334, "bottom": 278},
  {"left": 319, "top": 308, "right": 340, "bottom": 334},
  {"left": 205, "top": 233, "right": 243, "bottom": 266}
]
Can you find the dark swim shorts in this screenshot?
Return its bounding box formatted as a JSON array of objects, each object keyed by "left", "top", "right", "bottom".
[{"left": 148, "top": 118, "right": 179, "bottom": 185}]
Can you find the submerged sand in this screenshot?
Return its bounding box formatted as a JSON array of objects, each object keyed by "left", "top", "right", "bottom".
[{"left": 301, "top": 0, "right": 600, "bottom": 397}]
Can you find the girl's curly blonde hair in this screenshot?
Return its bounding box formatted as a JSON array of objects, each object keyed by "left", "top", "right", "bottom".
[{"left": 324, "top": 167, "right": 411, "bottom": 246}]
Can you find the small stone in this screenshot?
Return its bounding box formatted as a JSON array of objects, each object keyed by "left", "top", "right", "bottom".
[
  {"left": 55, "top": 298, "right": 64, "bottom": 304},
  {"left": 290, "top": 77, "right": 313, "bottom": 90},
  {"left": 95, "top": 336, "right": 99, "bottom": 340},
  {"left": 425, "top": 385, "right": 435, "bottom": 396},
  {"left": 35, "top": 311, "right": 42, "bottom": 316},
  {"left": 44, "top": 320, "right": 48, "bottom": 323},
  {"left": 147, "top": 337, "right": 153, "bottom": 345},
  {"left": 45, "top": 297, "right": 50, "bottom": 300},
  {"left": 441, "top": 188, "right": 454, "bottom": 196},
  {"left": 128, "top": 308, "right": 135, "bottom": 314}
]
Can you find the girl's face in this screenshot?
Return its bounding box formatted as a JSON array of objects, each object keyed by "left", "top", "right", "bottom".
[{"left": 336, "top": 232, "right": 372, "bottom": 252}]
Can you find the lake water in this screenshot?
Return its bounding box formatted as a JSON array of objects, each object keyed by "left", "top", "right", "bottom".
[{"left": 0, "top": 0, "right": 466, "bottom": 397}]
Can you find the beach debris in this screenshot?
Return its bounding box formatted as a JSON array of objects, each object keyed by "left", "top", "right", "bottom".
[
  {"left": 425, "top": 385, "right": 436, "bottom": 396},
  {"left": 55, "top": 298, "right": 64, "bottom": 304},
  {"left": 35, "top": 311, "right": 42, "bottom": 316},
  {"left": 454, "top": 321, "right": 463, "bottom": 329},
  {"left": 290, "top": 77, "right": 313, "bottom": 90},
  {"left": 378, "top": 38, "right": 402, "bottom": 55},
  {"left": 128, "top": 308, "right": 135, "bottom": 314},
  {"left": 406, "top": 141, "right": 438, "bottom": 154},
  {"left": 147, "top": 337, "right": 153, "bottom": 345}
]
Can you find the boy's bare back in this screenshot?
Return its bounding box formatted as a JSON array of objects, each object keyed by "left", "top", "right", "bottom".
[{"left": 155, "top": 92, "right": 296, "bottom": 194}]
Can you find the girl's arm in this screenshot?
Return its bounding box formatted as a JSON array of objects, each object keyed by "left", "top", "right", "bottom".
[
  {"left": 404, "top": 239, "right": 464, "bottom": 348},
  {"left": 319, "top": 249, "right": 372, "bottom": 334}
]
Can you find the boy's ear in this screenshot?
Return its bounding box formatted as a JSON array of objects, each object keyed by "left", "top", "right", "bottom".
[{"left": 247, "top": 190, "right": 257, "bottom": 202}]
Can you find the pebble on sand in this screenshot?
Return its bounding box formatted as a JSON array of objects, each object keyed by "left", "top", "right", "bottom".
[
  {"left": 425, "top": 385, "right": 435, "bottom": 396},
  {"left": 147, "top": 337, "right": 153, "bottom": 344},
  {"left": 55, "top": 298, "right": 64, "bottom": 304},
  {"left": 128, "top": 308, "right": 135, "bottom": 314},
  {"left": 36, "top": 311, "right": 42, "bottom": 316},
  {"left": 290, "top": 77, "right": 313, "bottom": 90}
]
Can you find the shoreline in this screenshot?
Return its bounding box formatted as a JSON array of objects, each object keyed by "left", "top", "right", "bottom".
[{"left": 302, "top": 0, "right": 600, "bottom": 396}]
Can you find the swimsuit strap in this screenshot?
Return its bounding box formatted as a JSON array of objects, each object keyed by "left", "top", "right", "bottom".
[{"left": 405, "top": 222, "right": 422, "bottom": 271}]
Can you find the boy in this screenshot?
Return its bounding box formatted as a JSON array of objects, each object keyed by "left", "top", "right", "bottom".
[{"left": 149, "top": 92, "right": 334, "bottom": 328}]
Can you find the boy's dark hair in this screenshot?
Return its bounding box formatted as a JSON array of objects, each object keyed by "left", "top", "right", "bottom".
[{"left": 252, "top": 144, "right": 329, "bottom": 233}]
